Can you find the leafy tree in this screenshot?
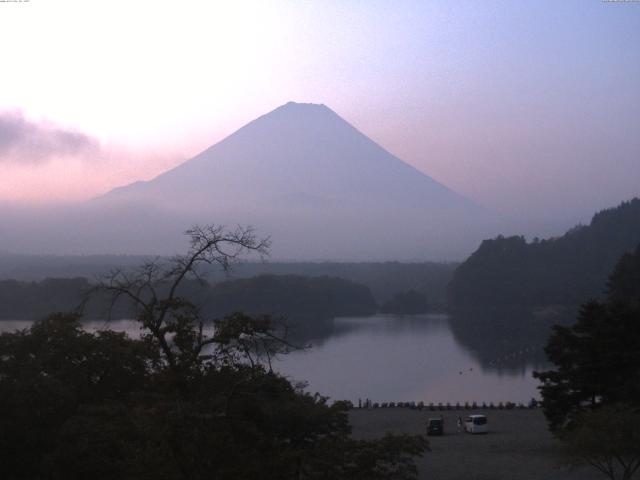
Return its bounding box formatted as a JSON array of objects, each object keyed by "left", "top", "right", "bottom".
[
  {"left": 94, "top": 224, "right": 270, "bottom": 393},
  {"left": 560, "top": 404, "right": 640, "bottom": 480},
  {"left": 607, "top": 245, "right": 640, "bottom": 309},
  {"left": 0, "top": 313, "right": 154, "bottom": 479},
  {"left": 534, "top": 245, "right": 640, "bottom": 432},
  {"left": 535, "top": 245, "right": 640, "bottom": 479}
]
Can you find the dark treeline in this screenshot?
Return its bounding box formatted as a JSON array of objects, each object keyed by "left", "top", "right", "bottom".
[
  {"left": 448, "top": 198, "right": 640, "bottom": 307},
  {"left": 0, "top": 255, "right": 455, "bottom": 305},
  {"left": 206, "top": 274, "right": 377, "bottom": 318},
  {"left": 0, "top": 277, "right": 90, "bottom": 319},
  {"left": 204, "top": 275, "right": 379, "bottom": 343},
  {"left": 380, "top": 290, "right": 429, "bottom": 315},
  {"left": 0, "top": 253, "right": 147, "bottom": 281},
  {"left": 222, "top": 262, "right": 455, "bottom": 306},
  {"left": 0, "top": 274, "right": 377, "bottom": 324}
]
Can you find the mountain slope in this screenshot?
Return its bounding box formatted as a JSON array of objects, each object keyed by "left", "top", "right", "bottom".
[
  {"left": 4, "top": 102, "right": 501, "bottom": 260},
  {"left": 103, "top": 102, "right": 466, "bottom": 207}
]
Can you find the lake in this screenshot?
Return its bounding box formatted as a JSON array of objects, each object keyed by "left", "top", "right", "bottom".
[
  {"left": 0, "top": 313, "right": 549, "bottom": 405},
  {"left": 278, "top": 314, "right": 547, "bottom": 404}
]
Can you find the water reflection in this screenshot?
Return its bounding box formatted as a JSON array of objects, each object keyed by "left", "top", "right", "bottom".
[
  {"left": 0, "top": 310, "right": 574, "bottom": 404},
  {"left": 276, "top": 313, "right": 554, "bottom": 404},
  {"left": 288, "top": 313, "right": 449, "bottom": 348},
  {"left": 448, "top": 307, "right": 576, "bottom": 374}
]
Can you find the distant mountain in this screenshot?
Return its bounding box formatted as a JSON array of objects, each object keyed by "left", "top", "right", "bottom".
[
  {"left": 448, "top": 198, "right": 640, "bottom": 307},
  {"left": 2, "top": 102, "right": 501, "bottom": 260}
]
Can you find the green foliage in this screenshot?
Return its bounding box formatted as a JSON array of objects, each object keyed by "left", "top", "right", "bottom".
[
  {"left": 535, "top": 247, "right": 640, "bottom": 479},
  {"left": 51, "top": 405, "right": 142, "bottom": 480},
  {"left": 607, "top": 244, "right": 640, "bottom": 309},
  {"left": 560, "top": 404, "right": 640, "bottom": 480},
  {"left": 380, "top": 289, "right": 428, "bottom": 314},
  {"left": 0, "top": 313, "right": 155, "bottom": 479},
  {"left": 534, "top": 245, "right": 640, "bottom": 432},
  {"left": 0, "top": 312, "right": 427, "bottom": 480},
  {"left": 448, "top": 198, "right": 640, "bottom": 307}
]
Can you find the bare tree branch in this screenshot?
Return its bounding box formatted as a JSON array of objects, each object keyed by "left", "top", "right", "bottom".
[{"left": 87, "top": 223, "right": 276, "bottom": 396}]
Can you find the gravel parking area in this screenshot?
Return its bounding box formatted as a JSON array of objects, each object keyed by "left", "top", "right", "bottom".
[{"left": 349, "top": 408, "right": 602, "bottom": 480}]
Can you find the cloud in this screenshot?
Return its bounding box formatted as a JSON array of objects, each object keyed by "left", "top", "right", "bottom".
[{"left": 0, "top": 111, "right": 100, "bottom": 164}]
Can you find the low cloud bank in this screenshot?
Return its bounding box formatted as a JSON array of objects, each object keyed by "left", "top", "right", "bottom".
[{"left": 0, "top": 110, "right": 99, "bottom": 164}]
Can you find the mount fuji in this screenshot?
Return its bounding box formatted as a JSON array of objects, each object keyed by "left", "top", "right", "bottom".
[{"left": 5, "top": 102, "right": 502, "bottom": 260}]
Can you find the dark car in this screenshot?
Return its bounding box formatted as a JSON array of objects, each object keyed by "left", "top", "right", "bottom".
[{"left": 427, "top": 417, "right": 444, "bottom": 436}]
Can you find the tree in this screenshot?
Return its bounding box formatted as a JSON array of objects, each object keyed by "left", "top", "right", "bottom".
[
  {"left": 534, "top": 245, "right": 640, "bottom": 480},
  {"left": 534, "top": 246, "right": 640, "bottom": 432},
  {"left": 95, "top": 224, "right": 271, "bottom": 393},
  {"left": 560, "top": 404, "right": 640, "bottom": 480},
  {"left": 0, "top": 313, "right": 154, "bottom": 479},
  {"left": 607, "top": 244, "right": 640, "bottom": 309}
]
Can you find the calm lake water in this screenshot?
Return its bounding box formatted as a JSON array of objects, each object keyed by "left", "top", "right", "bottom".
[
  {"left": 277, "top": 314, "right": 546, "bottom": 404},
  {"left": 0, "top": 314, "right": 548, "bottom": 404}
]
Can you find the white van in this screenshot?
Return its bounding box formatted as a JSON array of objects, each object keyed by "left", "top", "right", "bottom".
[{"left": 464, "top": 414, "right": 488, "bottom": 434}]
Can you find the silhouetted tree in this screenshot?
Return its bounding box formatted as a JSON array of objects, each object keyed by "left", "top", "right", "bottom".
[
  {"left": 0, "top": 313, "right": 154, "bottom": 479},
  {"left": 95, "top": 224, "right": 271, "bottom": 394},
  {"left": 561, "top": 404, "right": 640, "bottom": 480},
  {"left": 534, "top": 245, "right": 640, "bottom": 432},
  {"left": 535, "top": 246, "right": 640, "bottom": 480},
  {"left": 607, "top": 244, "right": 640, "bottom": 309}
]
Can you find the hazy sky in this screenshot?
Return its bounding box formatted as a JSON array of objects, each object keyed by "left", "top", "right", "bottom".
[{"left": 1, "top": 0, "right": 639, "bottom": 229}]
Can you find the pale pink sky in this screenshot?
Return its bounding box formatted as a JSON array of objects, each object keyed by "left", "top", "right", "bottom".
[{"left": 1, "top": 0, "right": 639, "bottom": 229}]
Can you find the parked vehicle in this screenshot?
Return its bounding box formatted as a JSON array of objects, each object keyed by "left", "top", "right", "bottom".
[
  {"left": 426, "top": 417, "right": 444, "bottom": 436},
  {"left": 464, "top": 414, "right": 488, "bottom": 434}
]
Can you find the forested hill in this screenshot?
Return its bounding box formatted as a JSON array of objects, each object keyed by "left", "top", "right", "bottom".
[
  {"left": 0, "top": 274, "right": 378, "bottom": 322},
  {"left": 448, "top": 198, "right": 640, "bottom": 307},
  {"left": 0, "top": 257, "right": 455, "bottom": 305},
  {"left": 206, "top": 275, "right": 378, "bottom": 319}
]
